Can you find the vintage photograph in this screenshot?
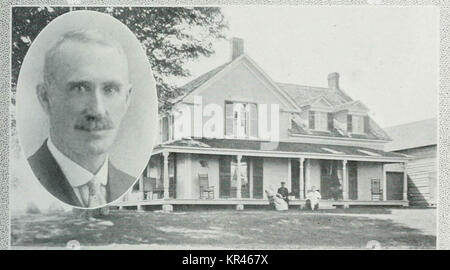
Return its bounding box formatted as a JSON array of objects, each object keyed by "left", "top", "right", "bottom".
[
  {"left": 14, "top": 10, "right": 158, "bottom": 209},
  {"left": 10, "top": 5, "right": 438, "bottom": 249}
]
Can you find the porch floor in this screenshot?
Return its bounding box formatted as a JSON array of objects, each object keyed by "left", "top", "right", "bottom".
[{"left": 112, "top": 198, "right": 408, "bottom": 208}]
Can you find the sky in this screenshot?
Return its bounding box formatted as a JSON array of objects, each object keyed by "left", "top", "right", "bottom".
[{"left": 182, "top": 6, "right": 439, "bottom": 128}]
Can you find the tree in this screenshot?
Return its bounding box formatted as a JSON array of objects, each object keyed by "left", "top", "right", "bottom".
[
  {"left": 11, "top": 6, "right": 228, "bottom": 110},
  {"left": 10, "top": 6, "right": 228, "bottom": 214}
]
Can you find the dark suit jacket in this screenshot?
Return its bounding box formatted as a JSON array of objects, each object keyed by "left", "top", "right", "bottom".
[
  {"left": 28, "top": 141, "right": 136, "bottom": 207},
  {"left": 277, "top": 187, "right": 289, "bottom": 198}
]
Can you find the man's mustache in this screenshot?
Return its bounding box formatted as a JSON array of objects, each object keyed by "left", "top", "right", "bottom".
[{"left": 74, "top": 112, "right": 115, "bottom": 132}]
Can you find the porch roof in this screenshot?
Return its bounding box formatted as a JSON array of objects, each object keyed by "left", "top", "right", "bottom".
[{"left": 154, "top": 138, "right": 410, "bottom": 162}]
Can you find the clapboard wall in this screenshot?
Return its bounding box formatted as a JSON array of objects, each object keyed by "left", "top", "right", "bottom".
[{"left": 396, "top": 145, "right": 437, "bottom": 206}]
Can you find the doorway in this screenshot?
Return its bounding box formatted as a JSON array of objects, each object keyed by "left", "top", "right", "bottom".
[{"left": 386, "top": 172, "right": 404, "bottom": 200}]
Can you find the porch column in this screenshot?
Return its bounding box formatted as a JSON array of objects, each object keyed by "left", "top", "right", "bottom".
[
  {"left": 236, "top": 154, "right": 242, "bottom": 199},
  {"left": 342, "top": 160, "right": 348, "bottom": 200},
  {"left": 403, "top": 162, "right": 408, "bottom": 201},
  {"left": 138, "top": 174, "right": 144, "bottom": 200},
  {"left": 249, "top": 159, "right": 254, "bottom": 199},
  {"left": 382, "top": 166, "right": 387, "bottom": 201},
  {"left": 299, "top": 157, "right": 305, "bottom": 199},
  {"left": 304, "top": 159, "right": 310, "bottom": 192},
  {"left": 163, "top": 150, "right": 170, "bottom": 199}
]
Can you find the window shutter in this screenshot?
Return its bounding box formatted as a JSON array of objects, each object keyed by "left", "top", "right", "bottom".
[
  {"left": 162, "top": 116, "right": 169, "bottom": 142},
  {"left": 252, "top": 158, "right": 264, "bottom": 199},
  {"left": 327, "top": 112, "right": 333, "bottom": 131},
  {"left": 219, "top": 156, "right": 232, "bottom": 198},
  {"left": 159, "top": 118, "right": 163, "bottom": 143},
  {"left": 169, "top": 114, "right": 174, "bottom": 140},
  {"left": 249, "top": 103, "right": 258, "bottom": 137},
  {"left": 364, "top": 115, "right": 370, "bottom": 134},
  {"left": 347, "top": 114, "right": 352, "bottom": 133},
  {"left": 309, "top": 111, "right": 315, "bottom": 130},
  {"left": 225, "top": 102, "right": 234, "bottom": 136}
]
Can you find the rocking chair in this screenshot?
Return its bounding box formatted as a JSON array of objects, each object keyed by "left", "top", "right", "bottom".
[{"left": 199, "top": 173, "right": 214, "bottom": 199}]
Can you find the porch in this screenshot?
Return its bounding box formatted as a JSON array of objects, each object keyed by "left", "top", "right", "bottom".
[
  {"left": 113, "top": 138, "right": 411, "bottom": 211},
  {"left": 113, "top": 198, "right": 409, "bottom": 211}
]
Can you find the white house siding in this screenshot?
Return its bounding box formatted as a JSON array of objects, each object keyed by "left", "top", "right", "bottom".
[
  {"left": 306, "top": 159, "right": 321, "bottom": 191},
  {"left": 182, "top": 59, "right": 294, "bottom": 141},
  {"left": 262, "top": 157, "right": 290, "bottom": 199},
  {"left": 175, "top": 153, "right": 188, "bottom": 199},
  {"left": 356, "top": 162, "right": 384, "bottom": 201},
  {"left": 401, "top": 146, "right": 436, "bottom": 206},
  {"left": 185, "top": 154, "right": 220, "bottom": 199},
  {"left": 384, "top": 145, "right": 437, "bottom": 206},
  {"left": 406, "top": 157, "right": 436, "bottom": 205}
]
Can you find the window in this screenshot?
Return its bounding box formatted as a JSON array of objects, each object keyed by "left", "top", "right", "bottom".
[
  {"left": 160, "top": 114, "right": 174, "bottom": 143},
  {"left": 161, "top": 116, "right": 169, "bottom": 142},
  {"left": 352, "top": 115, "right": 365, "bottom": 134},
  {"left": 225, "top": 101, "right": 258, "bottom": 138},
  {"left": 314, "top": 111, "right": 328, "bottom": 131},
  {"left": 348, "top": 114, "right": 369, "bottom": 134},
  {"left": 231, "top": 160, "right": 249, "bottom": 198},
  {"left": 309, "top": 111, "right": 333, "bottom": 131}
]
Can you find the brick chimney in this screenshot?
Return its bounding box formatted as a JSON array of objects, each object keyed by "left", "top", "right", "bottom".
[
  {"left": 231, "top": 37, "right": 244, "bottom": 60},
  {"left": 328, "top": 72, "right": 340, "bottom": 89}
]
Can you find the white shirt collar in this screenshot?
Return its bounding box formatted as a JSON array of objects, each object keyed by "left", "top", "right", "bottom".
[{"left": 47, "top": 138, "right": 108, "bottom": 188}]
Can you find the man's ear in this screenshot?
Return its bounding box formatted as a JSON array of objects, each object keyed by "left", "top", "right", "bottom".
[{"left": 36, "top": 83, "right": 51, "bottom": 115}]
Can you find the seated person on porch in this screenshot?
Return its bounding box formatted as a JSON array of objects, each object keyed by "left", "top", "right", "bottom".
[
  {"left": 329, "top": 181, "right": 343, "bottom": 200},
  {"left": 277, "top": 181, "right": 290, "bottom": 204},
  {"left": 265, "top": 185, "right": 288, "bottom": 211},
  {"left": 305, "top": 186, "right": 321, "bottom": 211}
]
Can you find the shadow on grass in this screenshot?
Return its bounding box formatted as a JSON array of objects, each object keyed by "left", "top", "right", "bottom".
[{"left": 11, "top": 208, "right": 436, "bottom": 249}]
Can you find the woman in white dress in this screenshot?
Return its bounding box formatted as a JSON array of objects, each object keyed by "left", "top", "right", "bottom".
[{"left": 265, "top": 185, "right": 288, "bottom": 211}]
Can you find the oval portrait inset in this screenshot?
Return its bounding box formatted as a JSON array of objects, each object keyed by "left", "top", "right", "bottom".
[{"left": 16, "top": 10, "right": 158, "bottom": 209}]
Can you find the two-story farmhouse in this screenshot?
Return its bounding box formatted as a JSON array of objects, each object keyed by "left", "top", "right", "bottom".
[{"left": 116, "top": 38, "right": 410, "bottom": 211}]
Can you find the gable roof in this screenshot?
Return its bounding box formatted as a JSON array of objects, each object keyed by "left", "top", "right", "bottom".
[
  {"left": 384, "top": 118, "right": 437, "bottom": 151},
  {"left": 170, "top": 61, "right": 231, "bottom": 104},
  {"left": 169, "top": 54, "right": 390, "bottom": 142},
  {"left": 333, "top": 100, "right": 370, "bottom": 113},
  {"left": 170, "top": 54, "right": 300, "bottom": 110},
  {"left": 276, "top": 82, "right": 352, "bottom": 108}
]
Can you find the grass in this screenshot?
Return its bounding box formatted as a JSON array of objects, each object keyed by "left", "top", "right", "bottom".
[{"left": 11, "top": 208, "right": 436, "bottom": 249}]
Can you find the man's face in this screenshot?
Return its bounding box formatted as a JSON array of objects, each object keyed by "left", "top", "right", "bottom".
[{"left": 39, "top": 41, "right": 131, "bottom": 158}]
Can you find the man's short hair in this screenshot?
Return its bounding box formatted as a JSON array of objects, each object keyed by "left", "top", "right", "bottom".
[{"left": 43, "top": 29, "right": 127, "bottom": 85}]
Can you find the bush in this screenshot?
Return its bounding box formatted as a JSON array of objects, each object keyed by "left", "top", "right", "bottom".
[
  {"left": 47, "top": 202, "right": 65, "bottom": 214},
  {"left": 25, "top": 202, "right": 40, "bottom": 214}
]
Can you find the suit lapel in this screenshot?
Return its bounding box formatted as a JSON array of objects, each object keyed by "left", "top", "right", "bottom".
[
  {"left": 31, "top": 142, "right": 83, "bottom": 207},
  {"left": 30, "top": 141, "right": 140, "bottom": 207},
  {"left": 106, "top": 163, "right": 136, "bottom": 203}
]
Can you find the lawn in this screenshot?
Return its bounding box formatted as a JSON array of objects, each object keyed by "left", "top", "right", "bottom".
[{"left": 11, "top": 208, "right": 436, "bottom": 249}]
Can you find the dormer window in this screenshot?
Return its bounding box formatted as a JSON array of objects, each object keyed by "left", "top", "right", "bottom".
[
  {"left": 348, "top": 114, "right": 369, "bottom": 134},
  {"left": 309, "top": 111, "right": 333, "bottom": 131}
]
